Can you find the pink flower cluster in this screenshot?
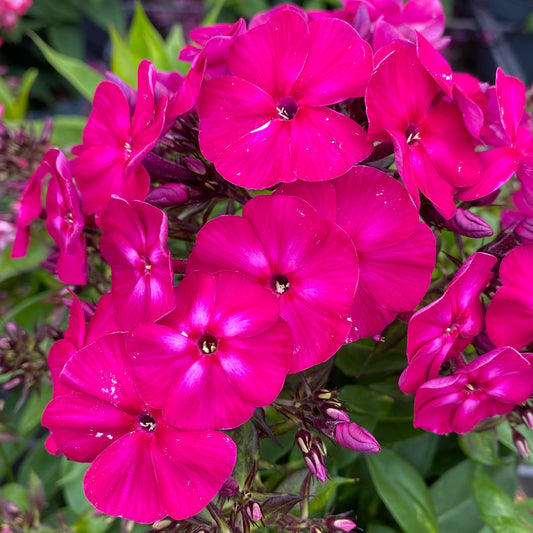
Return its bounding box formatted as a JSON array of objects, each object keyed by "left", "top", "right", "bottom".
[
  {"left": 0, "top": 0, "right": 31, "bottom": 31},
  {"left": 11, "top": 0, "right": 533, "bottom": 523}
]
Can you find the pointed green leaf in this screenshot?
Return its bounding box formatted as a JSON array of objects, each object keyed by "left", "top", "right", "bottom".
[
  {"left": 109, "top": 26, "right": 141, "bottom": 87},
  {"left": 7, "top": 68, "right": 38, "bottom": 119},
  {"left": 472, "top": 465, "right": 515, "bottom": 519},
  {"left": 129, "top": 2, "right": 169, "bottom": 69},
  {"left": 430, "top": 460, "right": 485, "bottom": 533},
  {"left": 367, "top": 448, "right": 438, "bottom": 533},
  {"left": 459, "top": 430, "right": 507, "bottom": 466},
  {"left": 29, "top": 32, "right": 104, "bottom": 101}
]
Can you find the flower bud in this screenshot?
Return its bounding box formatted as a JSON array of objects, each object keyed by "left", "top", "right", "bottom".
[
  {"left": 245, "top": 501, "right": 262, "bottom": 522},
  {"left": 304, "top": 448, "right": 328, "bottom": 483},
  {"left": 513, "top": 428, "right": 530, "bottom": 458},
  {"left": 145, "top": 184, "right": 190, "bottom": 208},
  {"left": 444, "top": 208, "right": 493, "bottom": 238},
  {"left": 219, "top": 476, "right": 239, "bottom": 497},
  {"left": 326, "top": 516, "right": 357, "bottom": 532},
  {"left": 334, "top": 422, "right": 380, "bottom": 454},
  {"left": 184, "top": 156, "right": 207, "bottom": 176}
]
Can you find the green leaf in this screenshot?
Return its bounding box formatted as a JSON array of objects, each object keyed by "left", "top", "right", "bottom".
[
  {"left": 430, "top": 459, "right": 486, "bottom": 533},
  {"left": 46, "top": 24, "right": 85, "bottom": 58},
  {"left": 339, "top": 384, "right": 394, "bottom": 432},
  {"left": 480, "top": 515, "right": 533, "bottom": 533},
  {"left": 129, "top": 2, "right": 169, "bottom": 70},
  {"left": 109, "top": 26, "right": 141, "bottom": 87},
  {"left": 472, "top": 465, "right": 515, "bottom": 519},
  {"left": 393, "top": 433, "right": 439, "bottom": 478},
  {"left": 9, "top": 68, "right": 39, "bottom": 119},
  {"left": 230, "top": 420, "right": 259, "bottom": 488},
  {"left": 309, "top": 476, "right": 355, "bottom": 515},
  {"left": 459, "top": 430, "right": 507, "bottom": 466},
  {"left": 59, "top": 460, "right": 91, "bottom": 514},
  {"left": 29, "top": 31, "right": 105, "bottom": 101},
  {"left": 367, "top": 448, "right": 438, "bottom": 533}
]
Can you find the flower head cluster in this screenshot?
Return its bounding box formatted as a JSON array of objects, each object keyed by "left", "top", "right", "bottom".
[{"left": 8, "top": 0, "right": 533, "bottom": 525}]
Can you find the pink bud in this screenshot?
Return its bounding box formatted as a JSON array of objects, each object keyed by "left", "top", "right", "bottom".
[
  {"left": 145, "top": 184, "right": 190, "bottom": 208},
  {"left": 327, "top": 517, "right": 357, "bottom": 532},
  {"left": 513, "top": 429, "right": 530, "bottom": 458},
  {"left": 444, "top": 208, "right": 493, "bottom": 238},
  {"left": 335, "top": 422, "right": 380, "bottom": 454},
  {"left": 219, "top": 476, "right": 239, "bottom": 497},
  {"left": 304, "top": 452, "right": 328, "bottom": 483}
]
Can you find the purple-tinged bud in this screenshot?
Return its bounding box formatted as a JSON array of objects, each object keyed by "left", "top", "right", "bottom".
[
  {"left": 184, "top": 156, "right": 207, "bottom": 176},
  {"left": 519, "top": 406, "right": 533, "bottom": 431},
  {"left": 326, "top": 516, "right": 357, "bottom": 532},
  {"left": 219, "top": 476, "right": 239, "bottom": 497},
  {"left": 325, "top": 407, "right": 350, "bottom": 422},
  {"left": 296, "top": 429, "right": 313, "bottom": 455},
  {"left": 335, "top": 422, "right": 380, "bottom": 454},
  {"left": 305, "top": 449, "right": 328, "bottom": 483},
  {"left": 145, "top": 184, "right": 190, "bottom": 208},
  {"left": 444, "top": 208, "right": 493, "bottom": 238},
  {"left": 513, "top": 429, "right": 530, "bottom": 458},
  {"left": 245, "top": 501, "right": 262, "bottom": 522}
]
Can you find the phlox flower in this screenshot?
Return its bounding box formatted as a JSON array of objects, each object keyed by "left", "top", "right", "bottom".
[
  {"left": 399, "top": 252, "right": 497, "bottom": 394},
  {"left": 457, "top": 68, "right": 533, "bottom": 202},
  {"left": 186, "top": 194, "right": 359, "bottom": 373},
  {"left": 128, "top": 270, "right": 293, "bottom": 430},
  {"left": 340, "top": 0, "right": 449, "bottom": 51},
  {"left": 486, "top": 244, "right": 533, "bottom": 349},
  {"left": 366, "top": 41, "right": 482, "bottom": 218},
  {"left": 42, "top": 332, "right": 236, "bottom": 523},
  {"left": 12, "top": 149, "right": 87, "bottom": 285},
  {"left": 197, "top": 9, "right": 373, "bottom": 189},
  {"left": 99, "top": 196, "right": 175, "bottom": 330},
  {"left": 73, "top": 60, "right": 166, "bottom": 216},
  {"left": 179, "top": 18, "right": 247, "bottom": 79},
  {"left": 45, "top": 292, "right": 121, "bottom": 455},
  {"left": 413, "top": 347, "right": 533, "bottom": 434},
  {"left": 277, "top": 165, "right": 435, "bottom": 341}
]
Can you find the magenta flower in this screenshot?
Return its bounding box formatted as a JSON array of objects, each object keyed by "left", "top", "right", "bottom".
[
  {"left": 366, "top": 41, "right": 481, "bottom": 218},
  {"left": 196, "top": 9, "right": 373, "bottom": 188},
  {"left": 99, "top": 196, "right": 175, "bottom": 330},
  {"left": 486, "top": 244, "right": 533, "bottom": 349},
  {"left": 342, "top": 0, "right": 449, "bottom": 51},
  {"left": 128, "top": 270, "right": 293, "bottom": 430},
  {"left": 73, "top": 60, "right": 166, "bottom": 216},
  {"left": 179, "top": 18, "right": 247, "bottom": 79},
  {"left": 42, "top": 332, "right": 236, "bottom": 523},
  {"left": 11, "top": 161, "right": 48, "bottom": 258},
  {"left": 457, "top": 68, "right": 533, "bottom": 202},
  {"left": 12, "top": 149, "right": 87, "bottom": 285},
  {"left": 413, "top": 347, "right": 533, "bottom": 434},
  {"left": 399, "top": 252, "right": 497, "bottom": 394},
  {"left": 277, "top": 165, "right": 435, "bottom": 341},
  {"left": 187, "top": 194, "right": 359, "bottom": 372},
  {"left": 45, "top": 292, "right": 122, "bottom": 455}
]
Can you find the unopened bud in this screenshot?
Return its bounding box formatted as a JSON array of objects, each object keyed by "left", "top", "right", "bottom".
[
  {"left": 519, "top": 406, "right": 533, "bottom": 431},
  {"left": 305, "top": 450, "right": 328, "bottom": 483},
  {"left": 444, "top": 208, "right": 493, "bottom": 238},
  {"left": 296, "top": 429, "right": 313, "bottom": 454},
  {"left": 219, "top": 476, "right": 239, "bottom": 497},
  {"left": 513, "top": 429, "right": 530, "bottom": 458},
  {"left": 245, "top": 501, "right": 262, "bottom": 522},
  {"left": 335, "top": 422, "right": 380, "bottom": 454},
  {"left": 145, "top": 184, "right": 190, "bottom": 208},
  {"left": 184, "top": 156, "right": 207, "bottom": 176},
  {"left": 324, "top": 407, "right": 350, "bottom": 422},
  {"left": 327, "top": 517, "right": 357, "bottom": 532}
]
